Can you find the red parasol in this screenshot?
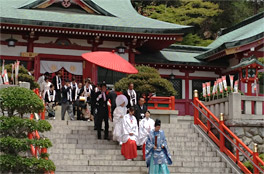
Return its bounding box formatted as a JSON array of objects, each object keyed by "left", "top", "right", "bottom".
[{"left": 82, "top": 50, "right": 138, "bottom": 74}]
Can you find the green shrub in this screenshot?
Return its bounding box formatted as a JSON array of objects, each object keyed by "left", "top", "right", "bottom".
[
  {"left": 0, "top": 116, "right": 51, "bottom": 137},
  {"left": 0, "top": 154, "right": 55, "bottom": 173},
  {"left": 0, "top": 64, "right": 39, "bottom": 89},
  {"left": 243, "top": 154, "right": 264, "bottom": 173},
  {"left": 0, "top": 87, "right": 44, "bottom": 117},
  {"left": 0, "top": 116, "right": 55, "bottom": 173},
  {"left": 114, "top": 65, "right": 176, "bottom": 97}
]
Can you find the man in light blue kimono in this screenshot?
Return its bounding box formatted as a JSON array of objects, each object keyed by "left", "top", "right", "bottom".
[{"left": 145, "top": 119, "right": 172, "bottom": 174}]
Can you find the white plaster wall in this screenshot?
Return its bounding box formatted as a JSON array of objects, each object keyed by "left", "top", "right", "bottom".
[
  {"left": 189, "top": 80, "right": 192, "bottom": 99},
  {"left": 182, "top": 79, "right": 185, "bottom": 99},
  {"left": 1, "top": 34, "right": 24, "bottom": 42},
  {"left": 118, "top": 53, "right": 129, "bottom": 61},
  {"left": 158, "top": 69, "right": 185, "bottom": 76},
  {"left": 35, "top": 37, "right": 92, "bottom": 47},
  {"left": 99, "top": 41, "right": 123, "bottom": 48},
  {"left": 189, "top": 71, "right": 218, "bottom": 78},
  {"left": 0, "top": 45, "right": 27, "bottom": 56},
  {"left": 34, "top": 36, "right": 56, "bottom": 44},
  {"left": 257, "top": 47, "right": 264, "bottom": 52},
  {"left": 34, "top": 47, "right": 89, "bottom": 56}
]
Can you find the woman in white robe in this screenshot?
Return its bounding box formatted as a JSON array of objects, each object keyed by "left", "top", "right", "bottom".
[
  {"left": 137, "top": 111, "right": 155, "bottom": 160},
  {"left": 112, "top": 95, "right": 128, "bottom": 145},
  {"left": 121, "top": 107, "right": 138, "bottom": 160}
]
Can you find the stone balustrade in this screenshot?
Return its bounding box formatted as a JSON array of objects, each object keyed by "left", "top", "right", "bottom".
[{"left": 204, "top": 93, "right": 264, "bottom": 121}]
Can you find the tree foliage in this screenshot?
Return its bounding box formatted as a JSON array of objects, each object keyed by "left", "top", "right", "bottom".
[
  {"left": 114, "top": 65, "right": 176, "bottom": 97},
  {"left": 0, "top": 116, "right": 55, "bottom": 173},
  {"left": 132, "top": 0, "right": 264, "bottom": 46},
  {"left": 0, "top": 64, "right": 39, "bottom": 89},
  {"left": 0, "top": 87, "right": 44, "bottom": 117}
]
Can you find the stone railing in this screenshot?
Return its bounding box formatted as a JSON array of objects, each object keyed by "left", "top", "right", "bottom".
[{"left": 204, "top": 93, "right": 264, "bottom": 121}]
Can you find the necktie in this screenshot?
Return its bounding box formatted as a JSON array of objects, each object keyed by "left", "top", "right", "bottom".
[{"left": 103, "top": 92, "right": 106, "bottom": 101}]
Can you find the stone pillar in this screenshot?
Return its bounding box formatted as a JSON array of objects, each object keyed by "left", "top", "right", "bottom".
[
  {"left": 255, "top": 101, "right": 262, "bottom": 115},
  {"left": 215, "top": 104, "right": 220, "bottom": 117},
  {"left": 228, "top": 93, "right": 241, "bottom": 120},
  {"left": 225, "top": 101, "right": 229, "bottom": 116},
  {"left": 220, "top": 103, "right": 224, "bottom": 116},
  {"left": 244, "top": 101, "right": 252, "bottom": 115}
]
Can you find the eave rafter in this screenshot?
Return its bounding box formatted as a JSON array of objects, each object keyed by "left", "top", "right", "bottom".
[{"left": 0, "top": 23, "right": 182, "bottom": 41}]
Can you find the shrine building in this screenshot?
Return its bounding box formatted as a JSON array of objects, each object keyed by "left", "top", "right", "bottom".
[{"left": 0, "top": 0, "right": 263, "bottom": 115}]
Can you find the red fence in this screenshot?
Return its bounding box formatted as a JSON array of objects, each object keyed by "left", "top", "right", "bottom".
[
  {"left": 193, "top": 90, "right": 264, "bottom": 174},
  {"left": 148, "top": 96, "right": 175, "bottom": 110}
]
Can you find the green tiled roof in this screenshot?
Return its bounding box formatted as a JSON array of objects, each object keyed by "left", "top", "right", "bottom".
[
  {"left": 136, "top": 45, "right": 227, "bottom": 67},
  {"left": 0, "top": 0, "right": 192, "bottom": 34},
  {"left": 196, "top": 12, "right": 264, "bottom": 60},
  {"left": 231, "top": 56, "right": 264, "bottom": 69}
]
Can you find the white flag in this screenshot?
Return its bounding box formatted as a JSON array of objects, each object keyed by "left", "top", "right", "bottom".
[
  {"left": 212, "top": 81, "right": 217, "bottom": 95},
  {"left": 0, "top": 73, "right": 3, "bottom": 85},
  {"left": 206, "top": 82, "right": 211, "bottom": 96},
  {"left": 202, "top": 83, "right": 206, "bottom": 97},
  {"left": 234, "top": 80, "right": 239, "bottom": 93},
  {"left": 11, "top": 64, "right": 14, "bottom": 82},
  {"left": 3, "top": 69, "right": 9, "bottom": 85},
  {"left": 1, "top": 59, "right": 4, "bottom": 75},
  {"left": 222, "top": 76, "right": 227, "bottom": 91},
  {"left": 229, "top": 75, "right": 234, "bottom": 91},
  {"left": 218, "top": 78, "right": 223, "bottom": 93},
  {"left": 252, "top": 79, "right": 257, "bottom": 92},
  {"left": 15, "top": 61, "right": 20, "bottom": 85}
]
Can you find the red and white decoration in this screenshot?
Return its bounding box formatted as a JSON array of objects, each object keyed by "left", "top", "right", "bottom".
[
  {"left": 218, "top": 78, "right": 223, "bottom": 93},
  {"left": 202, "top": 83, "right": 206, "bottom": 97},
  {"left": 206, "top": 82, "right": 211, "bottom": 97},
  {"left": 229, "top": 75, "right": 234, "bottom": 91},
  {"left": 222, "top": 76, "right": 227, "bottom": 91},
  {"left": 234, "top": 80, "right": 239, "bottom": 93}
]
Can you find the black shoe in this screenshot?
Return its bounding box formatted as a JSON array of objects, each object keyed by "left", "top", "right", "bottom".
[
  {"left": 98, "top": 136, "right": 101, "bottom": 139},
  {"left": 104, "top": 137, "right": 109, "bottom": 140},
  {"left": 94, "top": 127, "right": 97, "bottom": 130}
]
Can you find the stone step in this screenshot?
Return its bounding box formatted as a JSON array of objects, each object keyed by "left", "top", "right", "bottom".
[
  {"left": 52, "top": 159, "right": 227, "bottom": 168},
  {"left": 49, "top": 153, "right": 220, "bottom": 162},
  {"left": 48, "top": 148, "right": 216, "bottom": 157},
  {"left": 55, "top": 165, "right": 230, "bottom": 173}
]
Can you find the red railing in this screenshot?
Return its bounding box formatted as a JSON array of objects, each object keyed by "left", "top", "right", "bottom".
[
  {"left": 29, "top": 89, "right": 54, "bottom": 174},
  {"left": 193, "top": 90, "right": 264, "bottom": 174},
  {"left": 148, "top": 96, "right": 175, "bottom": 110}
]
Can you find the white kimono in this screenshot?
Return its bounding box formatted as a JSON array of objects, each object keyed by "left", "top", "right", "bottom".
[
  {"left": 137, "top": 117, "right": 155, "bottom": 146},
  {"left": 112, "top": 106, "right": 127, "bottom": 142},
  {"left": 121, "top": 114, "right": 138, "bottom": 143}
]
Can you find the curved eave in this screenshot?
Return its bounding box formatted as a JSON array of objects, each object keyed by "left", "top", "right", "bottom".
[
  {"left": 196, "top": 32, "right": 264, "bottom": 60},
  {"left": 0, "top": 17, "right": 193, "bottom": 35}
]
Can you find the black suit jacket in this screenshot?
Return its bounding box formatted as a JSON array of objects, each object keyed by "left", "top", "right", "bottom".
[
  {"left": 135, "top": 104, "right": 147, "bottom": 121},
  {"left": 52, "top": 75, "right": 61, "bottom": 91},
  {"left": 108, "top": 90, "right": 117, "bottom": 109},
  {"left": 95, "top": 91, "right": 109, "bottom": 114},
  {"left": 124, "top": 90, "right": 138, "bottom": 108},
  {"left": 61, "top": 86, "right": 71, "bottom": 104}
]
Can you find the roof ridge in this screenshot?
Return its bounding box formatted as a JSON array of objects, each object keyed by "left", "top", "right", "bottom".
[{"left": 220, "top": 11, "right": 264, "bottom": 36}]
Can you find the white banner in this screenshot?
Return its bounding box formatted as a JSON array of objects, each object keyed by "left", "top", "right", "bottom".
[
  {"left": 206, "top": 82, "right": 211, "bottom": 96},
  {"left": 234, "top": 80, "right": 239, "bottom": 93},
  {"left": 229, "top": 75, "right": 234, "bottom": 91},
  {"left": 40, "top": 61, "right": 83, "bottom": 75},
  {"left": 202, "top": 83, "right": 206, "bottom": 97}
]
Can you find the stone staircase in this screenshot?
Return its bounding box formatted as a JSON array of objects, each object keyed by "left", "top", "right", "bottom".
[{"left": 44, "top": 120, "right": 234, "bottom": 174}]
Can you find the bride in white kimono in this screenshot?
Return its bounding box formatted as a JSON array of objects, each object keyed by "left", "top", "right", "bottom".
[{"left": 112, "top": 94, "right": 128, "bottom": 145}]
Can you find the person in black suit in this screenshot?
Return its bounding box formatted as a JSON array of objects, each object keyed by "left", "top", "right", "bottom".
[
  {"left": 108, "top": 88, "right": 117, "bottom": 121},
  {"left": 124, "top": 83, "right": 137, "bottom": 109},
  {"left": 61, "top": 79, "right": 74, "bottom": 121},
  {"left": 95, "top": 83, "right": 109, "bottom": 140},
  {"left": 52, "top": 71, "right": 62, "bottom": 104},
  {"left": 135, "top": 97, "right": 148, "bottom": 124}
]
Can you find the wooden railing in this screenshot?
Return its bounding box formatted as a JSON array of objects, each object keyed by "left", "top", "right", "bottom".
[
  {"left": 193, "top": 90, "right": 264, "bottom": 174},
  {"left": 148, "top": 96, "right": 175, "bottom": 110},
  {"left": 30, "top": 89, "right": 54, "bottom": 174}
]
